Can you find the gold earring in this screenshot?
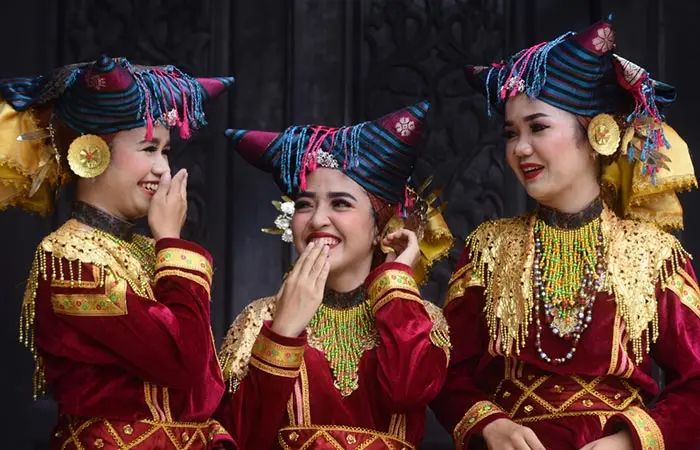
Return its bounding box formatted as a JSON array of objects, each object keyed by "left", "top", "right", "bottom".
[
  {"left": 67, "top": 134, "right": 111, "bottom": 178},
  {"left": 587, "top": 113, "right": 620, "bottom": 156}
]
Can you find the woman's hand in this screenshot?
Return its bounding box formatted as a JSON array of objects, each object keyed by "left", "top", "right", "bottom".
[
  {"left": 148, "top": 169, "right": 188, "bottom": 241},
  {"left": 578, "top": 430, "right": 634, "bottom": 450},
  {"left": 382, "top": 229, "right": 420, "bottom": 268},
  {"left": 482, "top": 418, "right": 546, "bottom": 450},
  {"left": 271, "top": 242, "right": 330, "bottom": 337}
]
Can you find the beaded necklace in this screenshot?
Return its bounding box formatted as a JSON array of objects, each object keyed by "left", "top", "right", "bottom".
[
  {"left": 533, "top": 199, "right": 607, "bottom": 365},
  {"left": 307, "top": 285, "right": 379, "bottom": 396}
]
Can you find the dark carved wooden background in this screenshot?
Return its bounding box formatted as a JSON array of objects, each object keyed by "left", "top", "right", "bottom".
[{"left": 1, "top": 0, "right": 698, "bottom": 448}]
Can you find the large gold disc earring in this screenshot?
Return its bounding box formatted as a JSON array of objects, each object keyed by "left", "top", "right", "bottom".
[
  {"left": 67, "top": 134, "right": 111, "bottom": 178},
  {"left": 587, "top": 113, "right": 620, "bottom": 156}
]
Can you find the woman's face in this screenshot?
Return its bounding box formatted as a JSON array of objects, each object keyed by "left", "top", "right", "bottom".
[
  {"left": 504, "top": 95, "right": 600, "bottom": 211},
  {"left": 291, "top": 168, "right": 378, "bottom": 280},
  {"left": 79, "top": 123, "right": 171, "bottom": 220}
]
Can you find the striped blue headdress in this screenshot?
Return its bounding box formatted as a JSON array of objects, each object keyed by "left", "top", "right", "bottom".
[{"left": 226, "top": 101, "right": 429, "bottom": 207}]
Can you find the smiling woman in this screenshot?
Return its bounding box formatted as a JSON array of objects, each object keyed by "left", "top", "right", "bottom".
[
  {"left": 215, "top": 102, "right": 455, "bottom": 449},
  {"left": 0, "top": 56, "right": 236, "bottom": 449},
  {"left": 431, "top": 18, "right": 700, "bottom": 450}
]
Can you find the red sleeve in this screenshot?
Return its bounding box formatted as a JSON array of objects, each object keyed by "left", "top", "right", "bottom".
[
  {"left": 365, "top": 261, "right": 450, "bottom": 412},
  {"left": 36, "top": 238, "right": 216, "bottom": 389},
  {"left": 429, "top": 247, "right": 509, "bottom": 448},
  {"left": 216, "top": 321, "right": 305, "bottom": 450},
  {"left": 603, "top": 259, "right": 700, "bottom": 450}
]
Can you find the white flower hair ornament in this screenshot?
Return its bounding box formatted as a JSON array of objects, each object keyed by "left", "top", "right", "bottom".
[{"left": 262, "top": 196, "right": 295, "bottom": 242}]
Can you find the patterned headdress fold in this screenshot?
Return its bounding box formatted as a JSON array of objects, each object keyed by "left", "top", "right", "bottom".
[
  {"left": 465, "top": 18, "right": 696, "bottom": 230},
  {"left": 227, "top": 101, "right": 429, "bottom": 207},
  {"left": 0, "top": 55, "right": 234, "bottom": 215}
]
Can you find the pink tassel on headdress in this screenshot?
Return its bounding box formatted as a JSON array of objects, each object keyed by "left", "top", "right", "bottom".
[{"left": 500, "top": 42, "right": 546, "bottom": 100}]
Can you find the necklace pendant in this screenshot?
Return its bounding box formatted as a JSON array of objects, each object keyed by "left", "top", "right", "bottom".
[{"left": 551, "top": 315, "right": 577, "bottom": 336}]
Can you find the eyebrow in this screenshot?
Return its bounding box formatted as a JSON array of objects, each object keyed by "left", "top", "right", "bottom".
[
  {"left": 296, "top": 191, "right": 358, "bottom": 201},
  {"left": 504, "top": 112, "right": 550, "bottom": 127},
  {"left": 139, "top": 138, "right": 161, "bottom": 145}
]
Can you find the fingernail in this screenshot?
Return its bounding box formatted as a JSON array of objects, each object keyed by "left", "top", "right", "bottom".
[
  {"left": 308, "top": 241, "right": 315, "bottom": 248},
  {"left": 323, "top": 245, "right": 329, "bottom": 253}
]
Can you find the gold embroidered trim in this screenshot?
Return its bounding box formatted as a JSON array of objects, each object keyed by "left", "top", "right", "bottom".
[
  {"left": 219, "top": 296, "right": 276, "bottom": 392},
  {"left": 277, "top": 425, "right": 415, "bottom": 450},
  {"left": 249, "top": 357, "right": 300, "bottom": 378},
  {"left": 155, "top": 248, "right": 213, "bottom": 283},
  {"left": 50, "top": 271, "right": 128, "bottom": 316},
  {"left": 464, "top": 208, "right": 690, "bottom": 362},
  {"left": 621, "top": 407, "right": 665, "bottom": 450},
  {"left": 371, "top": 290, "right": 423, "bottom": 314},
  {"left": 251, "top": 333, "right": 304, "bottom": 369},
  {"left": 666, "top": 269, "right": 700, "bottom": 318},
  {"left": 367, "top": 269, "right": 419, "bottom": 307},
  {"left": 299, "top": 360, "right": 311, "bottom": 426},
  {"left": 388, "top": 414, "right": 407, "bottom": 439},
  {"left": 608, "top": 311, "right": 622, "bottom": 375},
  {"left": 144, "top": 382, "right": 160, "bottom": 422},
  {"left": 153, "top": 269, "right": 211, "bottom": 297},
  {"left": 514, "top": 410, "right": 615, "bottom": 424},
  {"left": 453, "top": 400, "right": 504, "bottom": 450}
]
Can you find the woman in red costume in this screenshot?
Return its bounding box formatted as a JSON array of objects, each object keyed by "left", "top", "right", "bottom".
[
  {"left": 431, "top": 19, "right": 700, "bottom": 450},
  {"left": 0, "top": 56, "right": 239, "bottom": 449},
  {"left": 215, "top": 101, "right": 455, "bottom": 449}
]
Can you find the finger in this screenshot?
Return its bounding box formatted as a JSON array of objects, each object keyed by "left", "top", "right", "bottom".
[
  {"left": 290, "top": 241, "right": 316, "bottom": 279},
  {"left": 168, "top": 168, "right": 187, "bottom": 197},
  {"left": 384, "top": 250, "right": 397, "bottom": 263},
  {"left": 298, "top": 241, "right": 324, "bottom": 279},
  {"left": 309, "top": 244, "right": 330, "bottom": 279},
  {"left": 523, "top": 428, "right": 546, "bottom": 450},
  {"left": 314, "top": 260, "right": 331, "bottom": 291},
  {"left": 180, "top": 170, "right": 188, "bottom": 199},
  {"left": 155, "top": 171, "right": 172, "bottom": 199}
]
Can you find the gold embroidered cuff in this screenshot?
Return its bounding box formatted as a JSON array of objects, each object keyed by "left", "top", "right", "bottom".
[
  {"left": 446, "top": 265, "right": 483, "bottom": 307},
  {"left": 619, "top": 407, "right": 665, "bottom": 450},
  {"left": 251, "top": 333, "right": 304, "bottom": 369},
  {"left": 667, "top": 269, "right": 700, "bottom": 318},
  {"left": 368, "top": 269, "right": 419, "bottom": 310},
  {"left": 154, "top": 269, "right": 211, "bottom": 297},
  {"left": 371, "top": 291, "right": 423, "bottom": 314},
  {"left": 156, "top": 248, "right": 213, "bottom": 283},
  {"left": 453, "top": 401, "right": 505, "bottom": 450},
  {"left": 249, "top": 357, "right": 300, "bottom": 378}
]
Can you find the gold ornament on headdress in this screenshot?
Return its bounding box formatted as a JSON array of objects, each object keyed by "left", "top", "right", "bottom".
[
  {"left": 67, "top": 134, "right": 111, "bottom": 178},
  {"left": 0, "top": 101, "right": 63, "bottom": 215},
  {"left": 602, "top": 123, "right": 697, "bottom": 230},
  {"left": 378, "top": 176, "right": 454, "bottom": 285},
  {"left": 588, "top": 113, "right": 620, "bottom": 156}
]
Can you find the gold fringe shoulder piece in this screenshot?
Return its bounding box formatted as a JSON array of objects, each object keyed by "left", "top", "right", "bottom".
[
  {"left": 422, "top": 300, "right": 452, "bottom": 362},
  {"left": 20, "top": 219, "right": 155, "bottom": 399},
  {"left": 603, "top": 209, "right": 690, "bottom": 363},
  {"left": 36, "top": 219, "right": 154, "bottom": 295},
  {"left": 463, "top": 215, "right": 536, "bottom": 356},
  {"left": 219, "top": 296, "right": 277, "bottom": 392}
]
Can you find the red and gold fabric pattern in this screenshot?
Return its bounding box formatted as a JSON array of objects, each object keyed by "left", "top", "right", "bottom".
[
  {"left": 51, "top": 415, "right": 232, "bottom": 450},
  {"left": 277, "top": 425, "right": 415, "bottom": 450}
]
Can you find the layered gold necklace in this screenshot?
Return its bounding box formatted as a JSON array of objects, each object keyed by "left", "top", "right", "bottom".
[{"left": 307, "top": 288, "right": 379, "bottom": 397}]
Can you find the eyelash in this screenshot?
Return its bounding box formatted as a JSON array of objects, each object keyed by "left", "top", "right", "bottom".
[
  {"left": 294, "top": 199, "right": 352, "bottom": 210},
  {"left": 503, "top": 123, "right": 549, "bottom": 139}
]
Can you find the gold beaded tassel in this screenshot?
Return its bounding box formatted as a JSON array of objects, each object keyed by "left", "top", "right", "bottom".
[
  {"left": 307, "top": 300, "right": 379, "bottom": 397},
  {"left": 19, "top": 250, "right": 47, "bottom": 399}
]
